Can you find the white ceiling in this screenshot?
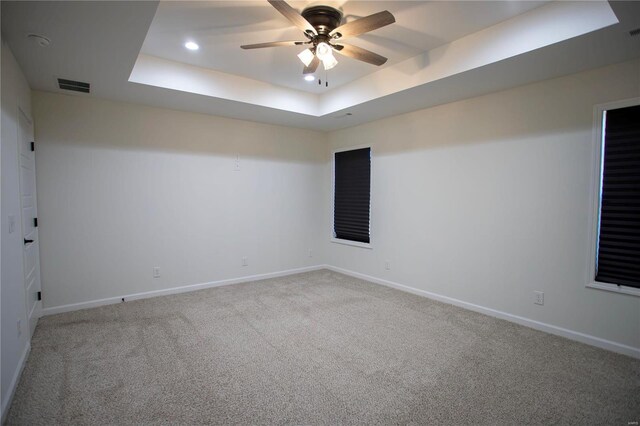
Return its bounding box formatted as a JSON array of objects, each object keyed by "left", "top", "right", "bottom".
[
  {"left": 2, "top": 1, "right": 640, "bottom": 132},
  {"left": 141, "top": 1, "right": 549, "bottom": 93}
]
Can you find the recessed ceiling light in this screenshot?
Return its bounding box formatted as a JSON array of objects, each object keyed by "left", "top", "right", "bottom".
[
  {"left": 304, "top": 75, "right": 315, "bottom": 82},
  {"left": 184, "top": 41, "right": 199, "bottom": 51}
]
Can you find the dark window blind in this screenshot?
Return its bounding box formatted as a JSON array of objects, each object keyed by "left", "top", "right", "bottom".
[
  {"left": 334, "top": 148, "right": 371, "bottom": 243},
  {"left": 596, "top": 104, "right": 640, "bottom": 289}
]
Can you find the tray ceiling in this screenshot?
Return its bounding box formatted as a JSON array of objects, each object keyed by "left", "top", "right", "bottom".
[
  {"left": 2, "top": 1, "right": 639, "bottom": 131},
  {"left": 141, "top": 1, "right": 549, "bottom": 93}
]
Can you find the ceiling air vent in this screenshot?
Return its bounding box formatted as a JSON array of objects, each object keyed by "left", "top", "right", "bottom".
[
  {"left": 57, "top": 78, "right": 90, "bottom": 93},
  {"left": 630, "top": 28, "right": 640, "bottom": 37}
]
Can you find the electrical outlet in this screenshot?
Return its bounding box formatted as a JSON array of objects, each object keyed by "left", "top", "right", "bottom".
[
  {"left": 17, "top": 319, "right": 21, "bottom": 337},
  {"left": 242, "top": 257, "right": 248, "bottom": 266},
  {"left": 153, "top": 267, "right": 160, "bottom": 278},
  {"left": 233, "top": 155, "right": 240, "bottom": 171},
  {"left": 308, "top": 249, "right": 313, "bottom": 258},
  {"left": 8, "top": 215, "right": 15, "bottom": 234},
  {"left": 534, "top": 291, "right": 544, "bottom": 305},
  {"left": 385, "top": 260, "right": 390, "bottom": 270}
]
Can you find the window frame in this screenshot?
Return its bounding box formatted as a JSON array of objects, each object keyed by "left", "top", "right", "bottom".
[
  {"left": 586, "top": 97, "right": 640, "bottom": 297},
  {"left": 331, "top": 145, "right": 373, "bottom": 249}
]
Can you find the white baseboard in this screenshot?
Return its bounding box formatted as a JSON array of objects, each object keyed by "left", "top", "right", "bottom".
[
  {"left": 42, "top": 265, "right": 325, "bottom": 316},
  {"left": 40, "top": 263, "right": 640, "bottom": 359},
  {"left": 1, "top": 342, "right": 30, "bottom": 423},
  {"left": 326, "top": 265, "right": 640, "bottom": 359}
]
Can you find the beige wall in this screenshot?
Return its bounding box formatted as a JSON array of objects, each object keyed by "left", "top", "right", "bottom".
[
  {"left": 324, "top": 59, "right": 640, "bottom": 352},
  {"left": 33, "top": 92, "right": 326, "bottom": 310},
  {"left": 31, "top": 58, "right": 640, "bottom": 356}
]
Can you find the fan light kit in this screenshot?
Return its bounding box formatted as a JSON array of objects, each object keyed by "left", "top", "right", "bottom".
[{"left": 241, "top": 1, "right": 395, "bottom": 77}]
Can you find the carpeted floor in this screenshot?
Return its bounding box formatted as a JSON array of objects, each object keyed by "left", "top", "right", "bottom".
[{"left": 6, "top": 270, "right": 640, "bottom": 425}]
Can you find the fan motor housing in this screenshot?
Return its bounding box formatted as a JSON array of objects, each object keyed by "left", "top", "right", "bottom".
[{"left": 301, "top": 6, "right": 343, "bottom": 35}]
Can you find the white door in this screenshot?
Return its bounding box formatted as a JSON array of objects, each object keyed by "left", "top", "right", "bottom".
[{"left": 18, "top": 109, "right": 42, "bottom": 336}]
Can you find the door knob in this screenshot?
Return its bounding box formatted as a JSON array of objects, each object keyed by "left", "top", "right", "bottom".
[{"left": 24, "top": 239, "right": 34, "bottom": 244}]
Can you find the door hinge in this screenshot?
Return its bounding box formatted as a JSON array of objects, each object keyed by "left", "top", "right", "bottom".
[
  {"left": 37, "top": 291, "right": 42, "bottom": 301},
  {"left": 34, "top": 217, "right": 38, "bottom": 227},
  {"left": 30, "top": 141, "right": 35, "bottom": 152}
]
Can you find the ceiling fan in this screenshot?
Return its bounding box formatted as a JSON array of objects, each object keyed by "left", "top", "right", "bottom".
[{"left": 241, "top": 0, "right": 395, "bottom": 74}]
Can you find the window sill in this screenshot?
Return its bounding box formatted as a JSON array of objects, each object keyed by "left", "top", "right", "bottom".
[
  {"left": 586, "top": 281, "right": 640, "bottom": 297},
  {"left": 331, "top": 238, "right": 372, "bottom": 249}
]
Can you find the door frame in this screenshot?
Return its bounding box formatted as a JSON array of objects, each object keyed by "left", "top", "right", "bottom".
[{"left": 17, "top": 106, "right": 42, "bottom": 336}]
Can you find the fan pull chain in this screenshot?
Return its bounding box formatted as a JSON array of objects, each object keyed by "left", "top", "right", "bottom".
[{"left": 317, "top": 72, "right": 329, "bottom": 88}]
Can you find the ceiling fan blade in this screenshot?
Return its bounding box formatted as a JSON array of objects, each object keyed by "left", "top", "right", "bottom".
[
  {"left": 329, "top": 11, "right": 395, "bottom": 40},
  {"left": 333, "top": 44, "right": 388, "bottom": 66},
  {"left": 241, "top": 40, "right": 308, "bottom": 49},
  {"left": 303, "top": 56, "right": 320, "bottom": 74},
  {"left": 268, "top": 0, "right": 317, "bottom": 36}
]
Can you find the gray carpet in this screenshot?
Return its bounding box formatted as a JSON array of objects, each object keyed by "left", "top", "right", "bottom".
[{"left": 6, "top": 270, "right": 640, "bottom": 425}]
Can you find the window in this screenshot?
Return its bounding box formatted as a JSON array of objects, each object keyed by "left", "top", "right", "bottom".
[
  {"left": 594, "top": 103, "right": 640, "bottom": 291},
  {"left": 333, "top": 147, "right": 371, "bottom": 245}
]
